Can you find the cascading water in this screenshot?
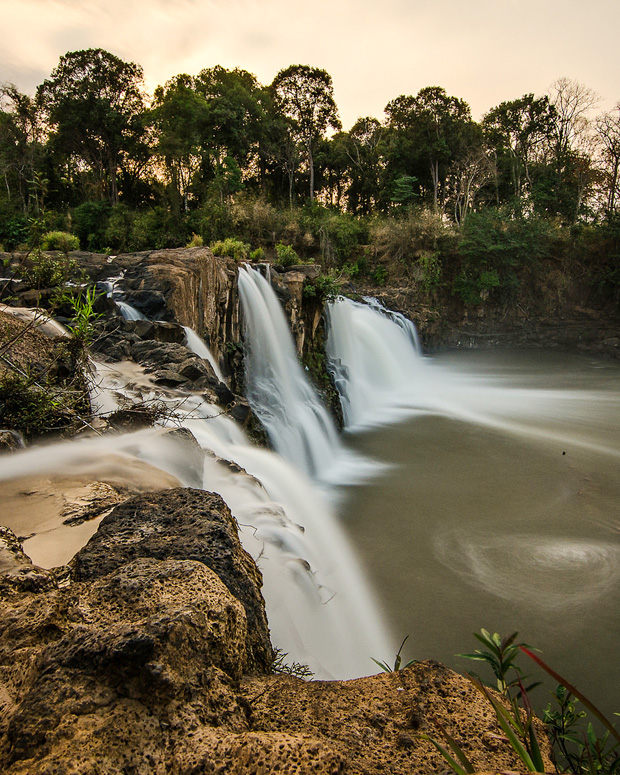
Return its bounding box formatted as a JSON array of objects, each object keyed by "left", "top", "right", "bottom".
[
  {"left": 5, "top": 314, "right": 394, "bottom": 679},
  {"left": 102, "top": 274, "right": 148, "bottom": 321},
  {"left": 325, "top": 295, "right": 428, "bottom": 430},
  {"left": 182, "top": 326, "right": 225, "bottom": 383},
  {"left": 238, "top": 265, "right": 379, "bottom": 486}
]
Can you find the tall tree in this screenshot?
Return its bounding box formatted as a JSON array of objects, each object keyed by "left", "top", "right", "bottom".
[
  {"left": 152, "top": 74, "right": 207, "bottom": 212},
  {"left": 271, "top": 65, "right": 341, "bottom": 202},
  {"left": 483, "top": 94, "right": 556, "bottom": 212},
  {"left": 385, "top": 87, "right": 476, "bottom": 212},
  {"left": 37, "top": 48, "right": 147, "bottom": 205},
  {"left": 596, "top": 105, "right": 620, "bottom": 216}
]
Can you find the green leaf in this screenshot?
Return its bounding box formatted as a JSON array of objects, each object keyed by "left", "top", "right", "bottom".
[
  {"left": 520, "top": 646, "right": 620, "bottom": 746},
  {"left": 419, "top": 734, "right": 473, "bottom": 775}
]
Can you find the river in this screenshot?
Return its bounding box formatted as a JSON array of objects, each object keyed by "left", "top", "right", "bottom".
[{"left": 337, "top": 348, "right": 620, "bottom": 718}]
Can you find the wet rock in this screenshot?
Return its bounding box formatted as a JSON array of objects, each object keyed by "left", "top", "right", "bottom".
[
  {"left": 0, "top": 527, "right": 56, "bottom": 595},
  {"left": 73, "top": 488, "right": 272, "bottom": 673},
  {"left": 0, "top": 430, "right": 25, "bottom": 450}
]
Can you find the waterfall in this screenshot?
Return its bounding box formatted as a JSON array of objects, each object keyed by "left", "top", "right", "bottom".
[
  {"left": 238, "top": 265, "right": 378, "bottom": 486},
  {"left": 325, "top": 295, "right": 429, "bottom": 430},
  {"left": 182, "top": 326, "right": 225, "bottom": 383},
  {"left": 102, "top": 273, "right": 148, "bottom": 320},
  {"left": 7, "top": 352, "right": 393, "bottom": 680}
]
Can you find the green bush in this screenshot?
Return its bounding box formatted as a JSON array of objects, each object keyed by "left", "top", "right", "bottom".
[
  {"left": 249, "top": 247, "right": 265, "bottom": 262},
  {"left": 0, "top": 371, "right": 77, "bottom": 440},
  {"left": 302, "top": 272, "right": 342, "bottom": 303},
  {"left": 210, "top": 237, "right": 250, "bottom": 262},
  {"left": 72, "top": 201, "right": 111, "bottom": 251},
  {"left": 16, "top": 249, "right": 79, "bottom": 289},
  {"left": 41, "top": 231, "right": 80, "bottom": 253},
  {"left": 275, "top": 242, "right": 299, "bottom": 268}
]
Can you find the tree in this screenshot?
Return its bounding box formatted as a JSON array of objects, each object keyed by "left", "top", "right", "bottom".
[
  {"left": 0, "top": 85, "right": 44, "bottom": 214},
  {"left": 385, "top": 87, "right": 476, "bottom": 213},
  {"left": 152, "top": 74, "right": 207, "bottom": 212},
  {"left": 596, "top": 105, "right": 620, "bottom": 216},
  {"left": 483, "top": 94, "right": 556, "bottom": 212},
  {"left": 271, "top": 65, "right": 341, "bottom": 202},
  {"left": 546, "top": 78, "right": 600, "bottom": 221},
  {"left": 37, "top": 48, "right": 147, "bottom": 205}
]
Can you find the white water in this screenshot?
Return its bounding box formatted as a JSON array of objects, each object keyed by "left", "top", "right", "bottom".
[
  {"left": 325, "top": 295, "right": 618, "bottom": 457},
  {"left": 182, "top": 326, "right": 225, "bottom": 383},
  {"left": 238, "top": 266, "right": 379, "bottom": 486},
  {"left": 5, "top": 354, "right": 393, "bottom": 679}
]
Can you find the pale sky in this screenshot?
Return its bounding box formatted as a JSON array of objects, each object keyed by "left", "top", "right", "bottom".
[{"left": 1, "top": 0, "right": 619, "bottom": 128}]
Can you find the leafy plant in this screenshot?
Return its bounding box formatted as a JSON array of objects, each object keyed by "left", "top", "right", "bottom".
[
  {"left": 275, "top": 242, "right": 299, "bottom": 268},
  {"left": 371, "top": 635, "right": 417, "bottom": 673},
  {"left": 54, "top": 285, "right": 104, "bottom": 347},
  {"left": 521, "top": 646, "right": 620, "bottom": 774},
  {"left": 249, "top": 247, "right": 265, "bottom": 262},
  {"left": 210, "top": 237, "right": 250, "bottom": 262},
  {"left": 302, "top": 272, "right": 342, "bottom": 303},
  {"left": 40, "top": 230, "right": 80, "bottom": 252},
  {"left": 16, "top": 248, "right": 79, "bottom": 289}
]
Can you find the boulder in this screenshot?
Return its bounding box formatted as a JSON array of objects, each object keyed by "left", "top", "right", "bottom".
[{"left": 73, "top": 488, "right": 272, "bottom": 673}]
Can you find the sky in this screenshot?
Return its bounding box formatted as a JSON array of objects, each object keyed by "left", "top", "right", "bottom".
[{"left": 1, "top": 0, "right": 619, "bottom": 129}]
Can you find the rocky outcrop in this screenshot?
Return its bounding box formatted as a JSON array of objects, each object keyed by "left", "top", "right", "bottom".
[
  {"left": 73, "top": 488, "right": 272, "bottom": 673},
  {"left": 0, "top": 486, "right": 552, "bottom": 774}
]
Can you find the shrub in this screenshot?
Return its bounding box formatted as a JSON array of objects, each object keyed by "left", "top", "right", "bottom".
[
  {"left": 186, "top": 233, "right": 203, "bottom": 248},
  {"left": 210, "top": 237, "right": 250, "bottom": 262},
  {"left": 249, "top": 247, "right": 265, "bottom": 262},
  {"left": 0, "top": 371, "right": 78, "bottom": 440},
  {"left": 16, "top": 249, "right": 79, "bottom": 289},
  {"left": 275, "top": 242, "right": 299, "bottom": 268},
  {"left": 41, "top": 231, "right": 80, "bottom": 253},
  {"left": 302, "top": 272, "right": 342, "bottom": 303}
]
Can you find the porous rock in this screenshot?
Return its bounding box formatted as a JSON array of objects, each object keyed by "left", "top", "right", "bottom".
[{"left": 73, "top": 487, "right": 272, "bottom": 673}]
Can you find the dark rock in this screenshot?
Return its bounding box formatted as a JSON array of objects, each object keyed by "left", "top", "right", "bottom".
[
  {"left": 122, "top": 289, "right": 168, "bottom": 320},
  {"left": 0, "top": 430, "right": 26, "bottom": 450},
  {"left": 73, "top": 488, "right": 272, "bottom": 673}
]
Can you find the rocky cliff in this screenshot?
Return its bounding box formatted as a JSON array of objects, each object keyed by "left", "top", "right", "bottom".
[
  {"left": 0, "top": 488, "right": 551, "bottom": 775},
  {"left": 0, "top": 248, "right": 561, "bottom": 773}
]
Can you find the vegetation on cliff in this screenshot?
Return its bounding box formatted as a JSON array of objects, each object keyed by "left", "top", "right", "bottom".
[{"left": 1, "top": 49, "right": 620, "bottom": 313}]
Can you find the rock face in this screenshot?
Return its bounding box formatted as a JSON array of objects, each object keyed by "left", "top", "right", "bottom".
[
  {"left": 0, "top": 488, "right": 553, "bottom": 775},
  {"left": 73, "top": 488, "right": 272, "bottom": 673}
]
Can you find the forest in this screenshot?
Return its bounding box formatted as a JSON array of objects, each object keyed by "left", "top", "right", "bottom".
[{"left": 1, "top": 47, "right": 620, "bottom": 306}]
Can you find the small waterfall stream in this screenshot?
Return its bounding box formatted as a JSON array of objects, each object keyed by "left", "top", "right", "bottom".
[{"left": 238, "top": 265, "right": 378, "bottom": 486}]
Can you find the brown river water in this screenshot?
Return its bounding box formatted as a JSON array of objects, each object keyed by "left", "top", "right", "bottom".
[{"left": 338, "top": 349, "right": 620, "bottom": 718}]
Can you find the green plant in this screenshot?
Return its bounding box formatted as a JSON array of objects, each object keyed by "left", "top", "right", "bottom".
[
  {"left": 275, "top": 242, "right": 299, "bottom": 268},
  {"left": 417, "top": 251, "right": 442, "bottom": 293},
  {"left": 271, "top": 648, "right": 314, "bottom": 679},
  {"left": 0, "top": 371, "right": 79, "bottom": 440},
  {"left": 371, "top": 636, "right": 417, "bottom": 673},
  {"left": 210, "top": 237, "right": 250, "bottom": 262},
  {"left": 371, "top": 265, "right": 388, "bottom": 285},
  {"left": 249, "top": 247, "right": 265, "bottom": 262},
  {"left": 40, "top": 230, "right": 80, "bottom": 252},
  {"left": 521, "top": 646, "right": 620, "bottom": 774},
  {"left": 302, "top": 272, "right": 342, "bottom": 303},
  {"left": 186, "top": 232, "right": 203, "bottom": 248},
  {"left": 54, "top": 286, "right": 104, "bottom": 347},
  {"left": 16, "top": 248, "right": 78, "bottom": 289}
]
